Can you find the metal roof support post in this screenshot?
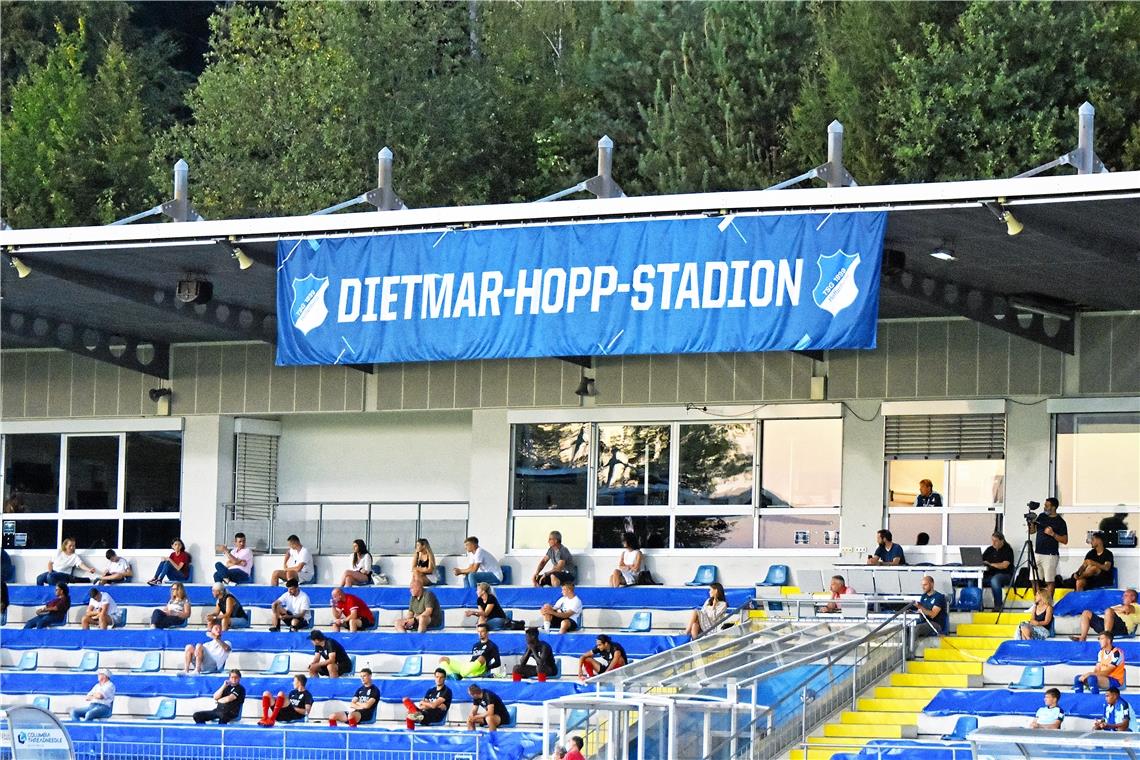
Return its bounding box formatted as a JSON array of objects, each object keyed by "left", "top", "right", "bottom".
[
  {"left": 170, "top": 159, "right": 190, "bottom": 222},
  {"left": 376, "top": 148, "right": 398, "bottom": 211},
  {"left": 826, "top": 121, "right": 845, "bottom": 188},
  {"left": 1076, "top": 102, "right": 1096, "bottom": 175},
  {"left": 597, "top": 136, "right": 617, "bottom": 198}
]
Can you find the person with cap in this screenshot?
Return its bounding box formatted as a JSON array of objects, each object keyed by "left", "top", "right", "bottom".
[
  {"left": 328, "top": 669, "right": 380, "bottom": 727},
  {"left": 193, "top": 670, "right": 246, "bottom": 724},
  {"left": 70, "top": 669, "right": 115, "bottom": 721},
  {"left": 270, "top": 577, "right": 311, "bottom": 631}
]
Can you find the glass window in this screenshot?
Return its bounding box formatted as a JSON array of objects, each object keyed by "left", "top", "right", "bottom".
[
  {"left": 950, "top": 461, "right": 1004, "bottom": 507},
  {"left": 678, "top": 423, "right": 754, "bottom": 505},
  {"left": 2, "top": 518, "right": 58, "bottom": 549},
  {"left": 761, "top": 419, "right": 842, "bottom": 507},
  {"left": 1055, "top": 413, "right": 1140, "bottom": 507},
  {"left": 512, "top": 423, "right": 590, "bottom": 510},
  {"left": 758, "top": 513, "right": 840, "bottom": 549},
  {"left": 675, "top": 515, "right": 753, "bottom": 549},
  {"left": 947, "top": 513, "right": 999, "bottom": 547},
  {"left": 65, "top": 436, "right": 119, "bottom": 510},
  {"left": 887, "top": 460, "right": 945, "bottom": 508},
  {"left": 512, "top": 513, "right": 590, "bottom": 550},
  {"left": 888, "top": 512, "right": 943, "bottom": 546},
  {"left": 122, "top": 519, "right": 182, "bottom": 550},
  {"left": 596, "top": 424, "right": 670, "bottom": 506},
  {"left": 593, "top": 515, "right": 670, "bottom": 550},
  {"left": 1062, "top": 512, "right": 1137, "bottom": 548},
  {"left": 62, "top": 519, "right": 117, "bottom": 550},
  {"left": 125, "top": 432, "right": 181, "bottom": 513},
  {"left": 3, "top": 434, "right": 61, "bottom": 513}
]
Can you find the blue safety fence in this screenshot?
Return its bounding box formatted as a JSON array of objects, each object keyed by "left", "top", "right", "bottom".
[
  {"left": 845, "top": 740, "right": 972, "bottom": 760},
  {"left": 1052, "top": 589, "right": 1126, "bottom": 617},
  {"left": 988, "top": 639, "right": 1140, "bottom": 666},
  {"left": 923, "top": 689, "right": 1107, "bottom": 718}
]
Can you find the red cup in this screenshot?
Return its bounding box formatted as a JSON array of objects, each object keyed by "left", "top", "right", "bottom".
[
  {"left": 406, "top": 718, "right": 415, "bottom": 730},
  {"left": 537, "top": 672, "right": 547, "bottom": 682},
  {"left": 512, "top": 671, "right": 522, "bottom": 682}
]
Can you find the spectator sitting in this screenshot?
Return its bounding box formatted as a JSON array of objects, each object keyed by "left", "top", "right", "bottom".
[
  {"left": 453, "top": 535, "right": 504, "bottom": 588},
  {"left": 36, "top": 537, "right": 95, "bottom": 586},
  {"left": 411, "top": 538, "right": 437, "bottom": 586},
  {"left": 328, "top": 669, "right": 379, "bottom": 727},
  {"left": 821, "top": 575, "right": 855, "bottom": 614},
  {"left": 270, "top": 534, "right": 314, "bottom": 586},
  {"left": 69, "top": 668, "right": 115, "bottom": 722},
  {"left": 1074, "top": 632, "right": 1126, "bottom": 694},
  {"left": 213, "top": 532, "right": 253, "bottom": 584},
  {"left": 193, "top": 669, "right": 245, "bottom": 724},
  {"left": 915, "top": 532, "right": 930, "bottom": 546},
  {"left": 914, "top": 575, "right": 948, "bottom": 638},
  {"left": 402, "top": 667, "right": 453, "bottom": 725},
  {"left": 184, "top": 624, "right": 232, "bottom": 674},
  {"left": 464, "top": 581, "right": 510, "bottom": 631},
  {"left": 80, "top": 588, "right": 119, "bottom": 630},
  {"left": 982, "top": 531, "right": 1015, "bottom": 612},
  {"left": 148, "top": 538, "right": 192, "bottom": 585},
  {"left": 1030, "top": 688, "right": 1064, "bottom": 729},
  {"left": 259, "top": 673, "right": 313, "bottom": 727},
  {"left": 513, "top": 627, "right": 558, "bottom": 680},
  {"left": 578, "top": 634, "right": 627, "bottom": 680},
  {"left": 686, "top": 582, "right": 727, "bottom": 639},
  {"left": 564, "top": 736, "right": 586, "bottom": 760},
  {"left": 1093, "top": 686, "right": 1132, "bottom": 731},
  {"left": 331, "top": 587, "right": 375, "bottom": 632},
  {"left": 308, "top": 630, "right": 352, "bottom": 678},
  {"left": 23, "top": 582, "right": 70, "bottom": 628},
  {"left": 205, "top": 582, "right": 248, "bottom": 631},
  {"left": 914, "top": 479, "right": 942, "bottom": 507},
  {"left": 98, "top": 550, "right": 132, "bottom": 584},
  {"left": 466, "top": 683, "right": 511, "bottom": 731},
  {"left": 542, "top": 580, "right": 583, "bottom": 633},
  {"left": 394, "top": 577, "right": 442, "bottom": 632},
  {"left": 1068, "top": 531, "right": 1114, "bottom": 591},
  {"left": 533, "top": 531, "right": 576, "bottom": 587},
  {"left": 339, "top": 539, "right": 373, "bottom": 587},
  {"left": 151, "top": 581, "right": 192, "bottom": 629},
  {"left": 270, "top": 578, "right": 311, "bottom": 632},
  {"left": 1018, "top": 589, "right": 1055, "bottom": 640},
  {"left": 868, "top": 529, "right": 905, "bottom": 565},
  {"left": 1073, "top": 588, "right": 1140, "bottom": 642},
  {"left": 609, "top": 532, "right": 644, "bottom": 588},
  {"left": 439, "top": 623, "right": 501, "bottom": 679}
]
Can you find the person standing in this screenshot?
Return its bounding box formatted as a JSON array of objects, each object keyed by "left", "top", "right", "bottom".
[
  {"left": 1030, "top": 498, "right": 1068, "bottom": 600},
  {"left": 914, "top": 479, "right": 943, "bottom": 507},
  {"left": 214, "top": 533, "right": 254, "bottom": 584},
  {"left": 270, "top": 535, "right": 314, "bottom": 586},
  {"left": 193, "top": 670, "right": 246, "bottom": 724},
  {"left": 69, "top": 669, "right": 115, "bottom": 721},
  {"left": 982, "top": 531, "right": 1015, "bottom": 612}
]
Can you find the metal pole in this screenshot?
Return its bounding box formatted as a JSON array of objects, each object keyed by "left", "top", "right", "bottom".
[
  {"left": 171, "top": 159, "right": 190, "bottom": 222},
  {"left": 597, "top": 136, "right": 616, "bottom": 199},
  {"left": 378, "top": 148, "right": 397, "bottom": 210},
  {"left": 1076, "top": 102, "right": 1095, "bottom": 175},
  {"left": 826, "top": 121, "right": 845, "bottom": 189}
]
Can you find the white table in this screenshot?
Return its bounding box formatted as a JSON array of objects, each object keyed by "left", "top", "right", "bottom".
[{"left": 835, "top": 563, "right": 986, "bottom": 596}]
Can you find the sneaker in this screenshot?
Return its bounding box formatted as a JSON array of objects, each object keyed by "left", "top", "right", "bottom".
[
  {"left": 347, "top": 718, "right": 358, "bottom": 728},
  {"left": 328, "top": 719, "right": 337, "bottom": 727},
  {"left": 411, "top": 713, "right": 424, "bottom": 723},
  {"left": 268, "top": 625, "right": 281, "bottom": 633},
  {"left": 257, "top": 719, "right": 275, "bottom": 727},
  {"left": 147, "top": 578, "right": 161, "bottom": 586}
]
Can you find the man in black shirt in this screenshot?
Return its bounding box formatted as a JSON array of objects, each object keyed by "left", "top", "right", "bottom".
[
  {"left": 259, "top": 673, "right": 313, "bottom": 727},
  {"left": 193, "top": 669, "right": 246, "bottom": 724},
  {"left": 308, "top": 630, "right": 352, "bottom": 678},
  {"left": 329, "top": 668, "right": 380, "bottom": 727},
  {"left": 1070, "top": 532, "right": 1115, "bottom": 591},
  {"left": 440, "top": 623, "right": 500, "bottom": 679},
  {"left": 514, "top": 627, "right": 558, "bottom": 679},
  {"left": 982, "top": 531, "right": 1015, "bottom": 612},
  {"left": 1030, "top": 497, "right": 1068, "bottom": 600},
  {"left": 403, "top": 668, "right": 453, "bottom": 725},
  {"left": 466, "top": 684, "right": 510, "bottom": 731},
  {"left": 578, "top": 634, "right": 627, "bottom": 679}
]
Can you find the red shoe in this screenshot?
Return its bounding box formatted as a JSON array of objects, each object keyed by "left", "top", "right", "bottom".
[
  {"left": 328, "top": 719, "right": 337, "bottom": 727},
  {"left": 258, "top": 719, "right": 275, "bottom": 727},
  {"left": 347, "top": 717, "right": 358, "bottom": 728}
]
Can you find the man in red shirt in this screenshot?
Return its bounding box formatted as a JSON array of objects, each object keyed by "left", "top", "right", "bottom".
[
  {"left": 564, "top": 736, "right": 586, "bottom": 760},
  {"left": 331, "top": 587, "right": 375, "bottom": 632}
]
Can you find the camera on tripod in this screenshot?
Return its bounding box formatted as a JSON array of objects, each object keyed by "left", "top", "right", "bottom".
[{"left": 1024, "top": 500, "right": 1041, "bottom": 523}]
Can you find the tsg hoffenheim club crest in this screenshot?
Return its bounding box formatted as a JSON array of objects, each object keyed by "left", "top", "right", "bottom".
[
  {"left": 290, "top": 274, "right": 330, "bottom": 335},
  {"left": 812, "top": 250, "right": 861, "bottom": 317}
]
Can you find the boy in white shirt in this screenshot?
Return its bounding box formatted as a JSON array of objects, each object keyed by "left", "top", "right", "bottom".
[
  {"left": 99, "top": 550, "right": 132, "bottom": 584},
  {"left": 542, "top": 581, "right": 583, "bottom": 633},
  {"left": 81, "top": 588, "right": 119, "bottom": 630},
  {"left": 271, "top": 535, "right": 314, "bottom": 586}
]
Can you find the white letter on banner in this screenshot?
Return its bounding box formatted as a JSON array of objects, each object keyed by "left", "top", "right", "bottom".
[
  {"left": 567, "top": 267, "right": 591, "bottom": 313},
  {"left": 749, "top": 261, "right": 774, "bottom": 307},
  {"left": 361, "top": 276, "right": 382, "bottom": 322},
  {"left": 591, "top": 266, "right": 618, "bottom": 312},
  {"left": 656, "top": 263, "right": 680, "bottom": 310},
  {"left": 727, "top": 260, "right": 749, "bottom": 307},
  {"left": 777, "top": 259, "right": 802, "bottom": 306},
  {"left": 515, "top": 269, "right": 541, "bottom": 315},
  {"left": 400, "top": 275, "right": 422, "bottom": 320},
  {"left": 379, "top": 276, "right": 400, "bottom": 322},
  {"left": 338, "top": 279, "right": 362, "bottom": 322},
  {"left": 631, "top": 264, "right": 655, "bottom": 311},
  {"left": 454, "top": 272, "right": 477, "bottom": 317},
  {"left": 702, "top": 262, "right": 728, "bottom": 308},
  {"left": 542, "top": 268, "right": 567, "bottom": 314},
  {"left": 479, "top": 271, "right": 503, "bottom": 317},
  {"left": 674, "top": 262, "right": 700, "bottom": 309},
  {"left": 422, "top": 274, "right": 454, "bottom": 319}
]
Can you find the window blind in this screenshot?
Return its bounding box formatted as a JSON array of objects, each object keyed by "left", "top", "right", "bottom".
[{"left": 884, "top": 414, "right": 1005, "bottom": 459}]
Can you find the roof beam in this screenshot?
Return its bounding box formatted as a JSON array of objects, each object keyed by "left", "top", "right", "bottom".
[{"left": 2, "top": 309, "right": 170, "bottom": 378}]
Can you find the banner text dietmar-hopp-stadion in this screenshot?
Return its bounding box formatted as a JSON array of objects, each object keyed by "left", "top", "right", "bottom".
[{"left": 275, "top": 211, "right": 887, "bottom": 366}]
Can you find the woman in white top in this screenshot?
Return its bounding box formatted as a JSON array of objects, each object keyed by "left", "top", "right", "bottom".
[
  {"left": 411, "top": 538, "right": 437, "bottom": 586},
  {"left": 609, "top": 532, "right": 644, "bottom": 588},
  {"left": 686, "top": 582, "right": 727, "bottom": 639},
  {"left": 36, "top": 537, "right": 95, "bottom": 586},
  {"left": 152, "top": 582, "right": 193, "bottom": 629},
  {"left": 339, "top": 539, "right": 374, "bottom": 587}
]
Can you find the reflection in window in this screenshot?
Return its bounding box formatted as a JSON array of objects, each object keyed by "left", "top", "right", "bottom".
[
  {"left": 123, "top": 519, "right": 182, "bottom": 549},
  {"left": 66, "top": 436, "right": 119, "bottom": 510},
  {"left": 888, "top": 512, "right": 943, "bottom": 546},
  {"left": 3, "top": 434, "right": 61, "bottom": 513},
  {"left": 675, "top": 515, "right": 752, "bottom": 549},
  {"left": 1055, "top": 413, "right": 1140, "bottom": 507},
  {"left": 62, "top": 519, "right": 117, "bottom": 550},
  {"left": 947, "top": 513, "right": 999, "bottom": 547},
  {"left": 125, "top": 432, "right": 182, "bottom": 513},
  {"left": 887, "top": 460, "right": 945, "bottom": 508},
  {"left": 596, "top": 425, "right": 670, "bottom": 506},
  {"left": 762, "top": 419, "right": 842, "bottom": 507},
  {"left": 678, "top": 423, "right": 754, "bottom": 505},
  {"left": 758, "top": 513, "right": 839, "bottom": 548},
  {"left": 593, "top": 515, "right": 670, "bottom": 550},
  {"left": 512, "top": 423, "right": 590, "bottom": 510}
]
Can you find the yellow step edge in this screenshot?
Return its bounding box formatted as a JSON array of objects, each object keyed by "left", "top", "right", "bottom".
[
  {"left": 790, "top": 748, "right": 855, "bottom": 760},
  {"left": 840, "top": 710, "right": 919, "bottom": 726},
  {"left": 972, "top": 612, "right": 1031, "bottom": 625},
  {"left": 874, "top": 686, "right": 942, "bottom": 700},
  {"left": 824, "top": 723, "right": 905, "bottom": 738},
  {"left": 807, "top": 737, "right": 872, "bottom": 746},
  {"left": 923, "top": 647, "right": 994, "bottom": 662},
  {"left": 955, "top": 624, "right": 1021, "bottom": 637},
  {"left": 906, "top": 661, "right": 984, "bottom": 676},
  {"left": 858, "top": 698, "right": 931, "bottom": 712},
  {"left": 891, "top": 672, "right": 973, "bottom": 687},
  {"left": 934, "top": 636, "right": 1007, "bottom": 650}
]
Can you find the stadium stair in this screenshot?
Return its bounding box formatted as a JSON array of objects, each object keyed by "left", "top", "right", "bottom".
[{"left": 789, "top": 609, "right": 1015, "bottom": 760}]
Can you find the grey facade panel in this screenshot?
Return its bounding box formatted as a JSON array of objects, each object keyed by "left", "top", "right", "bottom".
[
  {"left": 945, "top": 321, "right": 978, "bottom": 398},
  {"left": 292, "top": 365, "right": 323, "bottom": 412},
  {"left": 454, "top": 360, "right": 483, "bottom": 410},
  {"left": 621, "top": 356, "right": 652, "bottom": 405},
  {"left": 243, "top": 344, "right": 273, "bottom": 414},
  {"left": 915, "top": 321, "right": 949, "bottom": 398},
  {"left": 428, "top": 362, "right": 457, "bottom": 410},
  {"left": 506, "top": 358, "right": 537, "bottom": 408},
  {"left": 705, "top": 353, "right": 735, "bottom": 403},
  {"left": 195, "top": 347, "right": 223, "bottom": 415},
  {"left": 649, "top": 355, "right": 680, "bottom": 404},
  {"left": 219, "top": 345, "right": 248, "bottom": 414},
  {"left": 676, "top": 354, "right": 707, "bottom": 404},
  {"left": 402, "top": 363, "right": 431, "bottom": 410},
  {"left": 733, "top": 352, "right": 764, "bottom": 402},
  {"left": 46, "top": 352, "right": 72, "bottom": 418},
  {"left": 1110, "top": 314, "right": 1140, "bottom": 394},
  {"left": 1079, "top": 316, "right": 1112, "bottom": 395},
  {"left": 885, "top": 322, "right": 918, "bottom": 399},
  {"left": 480, "top": 360, "right": 508, "bottom": 408},
  {"left": 376, "top": 363, "right": 404, "bottom": 411}
]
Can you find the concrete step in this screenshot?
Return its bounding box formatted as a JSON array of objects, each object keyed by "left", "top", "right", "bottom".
[
  {"left": 890, "top": 672, "right": 977, "bottom": 688},
  {"left": 971, "top": 612, "right": 1030, "bottom": 625},
  {"left": 790, "top": 747, "right": 859, "bottom": 760},
  {"left": 906, "top": 660, "right": 983, "bottom": 676},
  {"left": 857, "top": 698, "right": 930, "bottom": 713},
  {"left": 955, "top": 623, "right": 1021, "bottom": 637},
  {"left": 873, "top": 686, "right": 942, "bottom": 701},
  {"left": 922, "top": 647, "right": 993, "bottom": 663},
  {"left": 824, "top": 723, "right": 914, "bottom": 738},
  {"left": 933, "top": 636, "right": 1006, "bottom": 651},
  {"left": 839, "top": 710, "right": 918, "bottom": 726}
]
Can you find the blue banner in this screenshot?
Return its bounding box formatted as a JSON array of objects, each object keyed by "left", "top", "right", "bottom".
[{"left": 276, "top": 212, "right": 886, "bottom": 365}]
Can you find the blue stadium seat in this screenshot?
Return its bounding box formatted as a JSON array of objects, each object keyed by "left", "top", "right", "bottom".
[
  {"left": 261, "top": 653, "right": 290, "bottom": 675},
  {"left": 758, "top": 565, "right": 789, "bottom": 587},
  {"left": 953, "top": 586, "right": 982, "bottom": 612},
  {"left": 1008, "top": 666, "right": 1044, "bottom": 690},
  {"left": 499, "top": 566, "right": 513, "bottom": 585},
  {"left": 132, "top": 652, "right": 162, "bottom": 673},
  {"left": 357, "top": 702, "right": 377, "bottom": 725},
  {"left": 685, "top": 565, "right": 717, "bottom": 586},
  {"left": 147, "top": 698, "right": 177, "bottom": 721},
  {"left": 32, "top": 696, "right": 50, "bottom": 712},
  {"left": 112, "top": 609, "right": 127, "bottom": 628},
  {"left": 433, "top": 565, "right": 446, "bottom": 586},
  {"left": 621, "top": 611, "right": 652, "bottom": 633},
  {"left": 71, "top": 651, "right": 99, "bottom": 673},
  {"left": 397, "top": 655, "right": 423, "bottom": 677},
  {"left": 505, "top": 705, "right": 517, "bottom": 727},
  {"left": 940, "top": 716, "right": 978, "bottom": 740},
  {"left": 15, "top": 651, "right": 38, "bottom": 671}
]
